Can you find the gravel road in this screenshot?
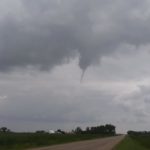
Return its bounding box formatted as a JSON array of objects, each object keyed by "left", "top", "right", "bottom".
[{"left": 28, "top": 135, "right": 124, "bottom": 150}]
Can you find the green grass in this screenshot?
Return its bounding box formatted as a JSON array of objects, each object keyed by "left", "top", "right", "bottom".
[
  {"left": 131, "top": 135, "right": 150, "bottom": 149},
  {"left": 113, "top": 136, "right": 149, "bottom": 150},
  {"left": 0, "top": 133, "right": 113, "bottom": 150}
]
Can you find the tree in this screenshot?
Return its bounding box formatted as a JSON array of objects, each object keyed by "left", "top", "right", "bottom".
[
  {"left": 105, "top": 124, "right": 116, "bottom": 134},
  {"left": 75, "top": 127, "right": 82, "bottom": 134},
  {"left": 56, "top": 129, "right": 65, "bottom": 134},
  {"left": 86, "top": 127, "right": 90, "bottom": 133},
  {"left": 0, "top": 127, "right": 10, "bottom": 133}
]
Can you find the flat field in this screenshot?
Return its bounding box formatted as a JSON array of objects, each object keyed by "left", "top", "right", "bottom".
[
  {"left": 0, "top": 133, "right": 112, "bottom": 150},
  {"left": 29, "top": 135, "right": 124, "bottom": 150},
  {"left": 113, "top": 135, "right": 150, "bottom": 150}
]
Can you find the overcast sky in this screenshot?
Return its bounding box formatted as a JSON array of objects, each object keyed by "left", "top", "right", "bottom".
[{"left": 1, "top": 0, "right": 150, "bottom": 133}]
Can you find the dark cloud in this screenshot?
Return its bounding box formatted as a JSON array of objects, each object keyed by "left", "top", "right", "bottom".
[
  {"left": 0, "top": 0, "right": 150, "bottom": 72},
  {"left": 2, "top": 0, "right": 150, "bottom": 132}
]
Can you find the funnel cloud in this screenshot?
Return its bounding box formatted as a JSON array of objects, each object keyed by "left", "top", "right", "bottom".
[
  {"left": 1, "top": 0, "right": 150, "bottom": 133},
  {"left": 0, "top": 0, "right": 150, "bottom": 71}
]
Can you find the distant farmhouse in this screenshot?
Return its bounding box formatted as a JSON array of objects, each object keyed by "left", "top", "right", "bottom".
[
  {"left": 48, "top": 130, "right": 55, "bottom": 134},
  {"left": 48, "top": 129, "right": 65, "bottom": 134}
]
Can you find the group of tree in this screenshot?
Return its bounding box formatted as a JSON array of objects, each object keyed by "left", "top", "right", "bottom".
[
  {"left": 35, "top": 130, "right": 47, "bottom": 134},
  {"left": 0, "top": 127, "right": 11, "bottom": 133},
  {"left": 0, "top": 125, "right": 116, "bottom": 135},
  {"left": 74, "top": 124, "right": 116, "bottom": 135},
  {"left": 128, "top": 130, "right": 150, "bottom": 136}
]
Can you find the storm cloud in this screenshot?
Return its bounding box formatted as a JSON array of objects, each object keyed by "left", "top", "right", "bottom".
[
  {"left": 1, "top": 0, "right": 150, "bottom": 71},
  {"left": 1, "top": 0, "right": 150, "bottom": 133}
]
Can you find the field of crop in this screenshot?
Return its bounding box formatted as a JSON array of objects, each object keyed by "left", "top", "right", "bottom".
[
  {"left": 113, "top": 135, "right": 150, "bottom": 150},
  {"left": 0, "top": 132, "right": 110, "bottom": 150}
]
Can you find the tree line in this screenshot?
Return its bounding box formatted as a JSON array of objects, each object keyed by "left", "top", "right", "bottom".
[
  {"left": 74, "top": 124, "right": 116, "bottom": 135},
  {"left": 128, "top": 130, "right": 150, "bottom": 136},
  {"left": 0, "top": 124, "right": 116, "bottom": 135}
]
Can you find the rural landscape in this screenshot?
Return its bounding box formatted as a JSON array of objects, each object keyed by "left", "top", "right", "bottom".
[
  {"left": 1, "top": 0, "right": 150, "bottom": 149},
  {"left": 0, "top": 124, "right": 116, "bottom": 149},
  {"left": 1, "top": 125, "right": 150, "bottom": 149}
]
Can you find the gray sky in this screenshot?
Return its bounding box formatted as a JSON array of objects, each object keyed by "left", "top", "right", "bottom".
[{"left": 1, "top": 0, "right": 150, "bottom": 133}]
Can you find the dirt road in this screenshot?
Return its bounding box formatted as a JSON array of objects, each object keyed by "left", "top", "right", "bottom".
[{"left": 29, "top": 135, "right": 124, "bottom": 150}]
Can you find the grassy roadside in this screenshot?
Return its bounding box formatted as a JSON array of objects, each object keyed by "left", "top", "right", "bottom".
[
  {"left": 0, "top": 133, "right": 113, "bottom": 150},
  {"left": 113, "top": 136, "right": 149, "bottom": 150}
]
